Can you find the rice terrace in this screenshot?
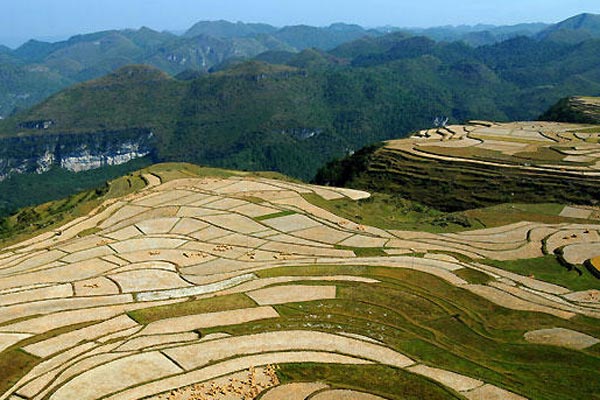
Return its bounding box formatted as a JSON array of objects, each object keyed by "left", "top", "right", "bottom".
[{"left": 0, "top": 120, "right": 599, "bottom": 400}]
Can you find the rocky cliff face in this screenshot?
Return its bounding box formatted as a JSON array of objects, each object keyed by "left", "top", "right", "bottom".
[{"left": 0, "top": 129, "right": 155, "bottom": 181}]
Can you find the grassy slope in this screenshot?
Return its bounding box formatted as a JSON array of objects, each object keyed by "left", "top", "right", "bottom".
[
  {"left": 277, "top": 364, "right": 462, "bottom": 399},
  {"left": 0, "top": 163, "right": 598, "bottom": 398},
  {"left": 212, "top": 265, "right": 600, "bottom": 400},
  {"left": 302, "top": 192, "right": 596, "bottom": 233},
  {"left": 128, "top": 294, "right": 256, "bottom": 325},
  {"left": 314, "top": 141, "right": 600, "bottom": 211},
  {"left": 300, "top": 188, "right": 600, "bottom": 290},
  {"left": 302, "top": 192, "right": 478, "bottom": 233}
]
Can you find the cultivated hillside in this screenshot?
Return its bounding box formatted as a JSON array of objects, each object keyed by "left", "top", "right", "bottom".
[
  {"left": 540, "top": 96, "right": 600, "bottom": 124},
  {"left": 315, "top": 121, "right": 600, "bottom": 210},
  {"left": 0, "top": 162, "right": 598, "bottom": 400}
]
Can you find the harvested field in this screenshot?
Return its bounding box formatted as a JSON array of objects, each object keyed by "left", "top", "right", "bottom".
[
  {"left": 0, "top": 171, "right": 599, "bottom": 400},
  {"left": 524, "top": 328, "right": 600, "bottom": 350},
  {"left": 311, "top": 390, "right": 387, "bottom": 399},
  {"left": 247, "top": 284, "right": 336, "bottom": 305},
  {"left": 49, "top": 352, "right": 183, "bottom": 400},
  {"left": 102, "top": 353, "right": 372, "bottom": 400},
  {"left": 564, "top": 289, "right": 600, "bottom": 303},
  {"left": 464, "top": 284, "right": 576, "bottom": 319},
  {"left": 261, "top": 382, "right": 329, "bottom": 400},
  {"left": 407, "top": 364, "right": 484, "bottom": 392},
  {"left": 562, "top": 242, "right": 600, "bottom": 265},
  {"left": 464, "top": 384, "right": 527, "bottom": 400},
  {"left": 22, "top": 315, "right": 139, "bottom": 357},
  {"left": 148, "top": 367, "right": 278, "bottom": 400},
  {"left": 162, "top": 330, "right": 415, "bottom": 370}
]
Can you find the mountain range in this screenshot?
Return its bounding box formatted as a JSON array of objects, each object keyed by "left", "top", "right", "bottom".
[
  {"left": 2, "top": 28, "right": 600, "bottom": 177},
  {"left": 1, "top": 14, "right": 599, "bottom": 117},
  {"left": 0, "top": 13, "right": 599, "bottom": 214}
]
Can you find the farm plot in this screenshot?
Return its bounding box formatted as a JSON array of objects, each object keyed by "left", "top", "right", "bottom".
[{"left": 0, "top": 172, "right": 598, "bottom": 400}]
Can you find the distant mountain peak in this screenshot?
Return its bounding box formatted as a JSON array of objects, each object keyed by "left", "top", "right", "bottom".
[
  {"left": 555, "top": 12, "right": 600, "bottom": 28},
  {"left": 183, "top": 20, "right": 278, "bottom": 39},
  {"left": 538, "top": 12, "right": 600, "bottom": 42}
]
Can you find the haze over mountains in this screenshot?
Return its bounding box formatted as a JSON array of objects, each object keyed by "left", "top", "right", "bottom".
[
  {"left": 0, "top": 12, "right": 599, "bottom": 214},
  {"left": 0, "top": 27, "right": 599, "bottom": 173},
  {"left": 1, "top": 13, "right": 599, "bottom": 117}
]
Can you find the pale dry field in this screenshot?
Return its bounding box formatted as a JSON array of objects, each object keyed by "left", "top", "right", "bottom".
[
  {"left": 398, "top": 121, "right": 600, "bottom": 175},
  {"left": 0, "top": 172, "right": 598, "bottom": 400}
]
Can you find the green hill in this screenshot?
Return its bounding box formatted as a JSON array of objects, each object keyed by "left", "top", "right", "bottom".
[
  {"left": 4, "top": 28, "right": 600, "bottom": 182},
  {"left": 540, "top": 96, "right": 600, "bottom": 124},
  {"left": 6, "top": 65, "right": 186, "bottom": 134},
  {"left": 538, "top": 13, "right": 600, "bottom": 43}
]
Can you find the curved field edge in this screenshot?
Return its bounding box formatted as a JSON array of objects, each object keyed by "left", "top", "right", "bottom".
[
  {"left": 0, "top": 162, "right": 294, "bottom": 248},
  {"left": 197, "top": 265, "right": 600, "bottom": 400},
  {"left": 481, "top": 255, "right": 600, "bottom": 292},
  {"left": 301, "top": 191, "right": 598, "bottom": 234},
  {"left": 300, "top": 192, "right": 600, "bottom": 290},
  {"left": 274, "top": 363, "right": 464, "bottom": 400},
  {"left": 0, "top": 265, "right": 598, "bottom": 399}
]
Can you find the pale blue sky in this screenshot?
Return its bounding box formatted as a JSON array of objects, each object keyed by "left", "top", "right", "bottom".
[{"left": 1, "top": 0, "right": 598, "bottom": 47}]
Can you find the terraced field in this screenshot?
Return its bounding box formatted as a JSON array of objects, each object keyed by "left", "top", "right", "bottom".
[
  {"left": 0, "top": 168, "right": 599, "bottom": 399},
  {"left": 327, "top": 121, "right": 600, "bottom": 210}
]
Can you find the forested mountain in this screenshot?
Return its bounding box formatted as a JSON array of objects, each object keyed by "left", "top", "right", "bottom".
[
  {"left": 537, "top": 13, "right": 600, "bottom": 43},
  {"left": 2, "top": 23, "right": 600, "bottom": 185},
  {"left": 0, "top": 22, "right": 379, "bottom": 117},
  {"left": 406, "top": 22, "right": 548, "bottom": 46},
  {"left": 1, "top": 14, "right": 597, "bottom": 118}
]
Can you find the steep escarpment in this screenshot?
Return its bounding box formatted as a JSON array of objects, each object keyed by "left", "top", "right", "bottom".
[
  {"left": 0, "top": 129, "right": 155, "bottom": 180},
  {"left": 0, "top": 65, "right": 175, "bottom": 181}
]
